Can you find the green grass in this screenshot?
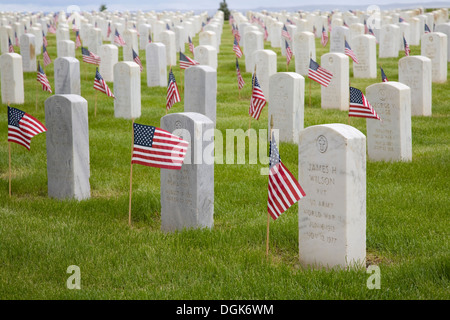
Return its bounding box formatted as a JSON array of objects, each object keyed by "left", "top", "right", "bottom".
[{"left": 0, "top": 22, "right": 449, "bottom": 300}]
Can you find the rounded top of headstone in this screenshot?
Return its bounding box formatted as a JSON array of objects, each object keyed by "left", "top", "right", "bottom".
[
  {"left": 399, "top": 55, "right": 432, "bottom": 64},
  {"left": 46, "top": 93, "right": 88, "bottom": 104},
  {"left": 0, "top": 52, "right": 22, "bottom": 61},
  {"left": 321, "top": 52, "right": 348, "bottom": 61},
  {"left": 299, "top": 124, "right": 365, "bottom": 148},
  {"left": 366, "top": 81, "right": 411, "bottom": 93},
  {"left": 270, "top": 72, "right": 305, "bottom": 81},
  {"left": 185, "top": 64, "right": 216, "bottom": 73},
  {"left": 161, "top": 112, "right": 214, "bottom": 127}
]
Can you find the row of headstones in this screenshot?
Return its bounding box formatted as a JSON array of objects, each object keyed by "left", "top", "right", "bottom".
[{"left": 37, "top": 90, "right": 368, "bottom": 270}]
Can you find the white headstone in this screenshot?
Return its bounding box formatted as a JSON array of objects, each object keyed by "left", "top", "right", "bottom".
[
  {"left": 113, "top": 61, "right": 141, "bottom": 119},
  {"left": 45, "top": 94, "right": 90, "bottom": 200},
  {"left": 366, "top": 82, "right": 412, "bottom": 162},
  {"left": 98, "top": 44, "right": 118, "bottom": 82},
  {"left": 420, "top": 32, "right": 448, "bottom": 83},
  {"left": 160, "top": 112, "right": 214, "bottom": 232},
  {"left": 194, "top": 45, "right": 217, "bottom": 69},
  {"left": 379, "top": 24, "right": 400, "bottom": 58},
  {"left": 330, "top": 26, "right": 349, "bottom": 53},
  {"left": 398, "top": 56, "right": 432, "bottom": 116},
  {"left": 0, "top": 53, "right": 24, "bottom": 104},
  {"left": 252, "top": 49, "right": 277, "bottom": 100},
  {"left": 184, "top": 65, "right": 217, "bottom": 125},
  {"left": 298, "top": 123, "right": 366, "bottom": 269},
  {"left": 434, "top": 23, "right": 450, "bottom": 62},
  {"left": 122, "top": 29, "right": 139, "bottom": 62},
  {"left": 57, "top": 40, "right": 75, "bottom": 58},
  {"left": 160, "top": 30, "right": 177, "bottom": 66},
  {"left": 146, "top": 42, "right": 167, "bottom": 87},
  {"left": 244, "top": 30, "right": 263, "bottom": 72},
  {"left": 321, "top": 53, "right": 349, "bottom": 110},
  {"left": 54, "top": 57, "right": 80, "bottom": 95},
  {"left": 87, "top": 27, "right": 102, "bottom": 55},
  {"left": 293, "top": 31, "right": 316, "bottom": 76},
  {"left": 20, "top": 33, "right": 36, "bottom": 72},
  {"left": 268, "top": 72, "right": 305, "bottom": 144},
  {"left": 352, "top": 35, "right": 377, "bottom": 78}
]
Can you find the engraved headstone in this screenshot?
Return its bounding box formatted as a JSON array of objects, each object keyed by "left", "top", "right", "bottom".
[
  {"left": 252, "top": 49, "right": 277, "bottom": 100},
  {"left": 113, "top": 61, "right": 141, "bottom": 119},
  {"left": 321, "top": 53, "right": 349, "bottom": 110},
  {"left": 330, "top": 26, "right": 349, "bottom": 54},
  {"left": 398, "top": 56, "right": 432, "bottom": 116},
  {"left": 434, "top": 23, "right": 450, "bottom": 62},
  {"left": 0, "top": 53, "right": 24, "bottom": 104},
  {"left": 57, "top": 40, "right": 75, "bottom": 58},
  {"left": 244, "top": 30, "right": 263, "bottom": 72},
  {"left": 293, "top": 31, "right": 316, "bottom": 76},
  {"left": 184, "top": 65, "right": 217, "bottom": 125},
  {"left": 194, "top": 45, "right": 217, "bottom": 69},
  {"left": 298, "top": 123, "right": 366, "bottom": 269},
  {"left": 45, "top": 94, "right": 90, "bottom": 200},
  {"left": 146, "top": 42, "right": 167, "bottom": 87},
  {"left": 20, "top": 33, "right": 36, "bottom": 72},
  {"left": 420, "top": 32, "right": 448, "bottom": 83},
  {"left": 160, "top": 112, "right": 214, "bottom": 232},
  {"left": 98, "top": 44, "right": 118, "bottom": 82},
  {"left": 160, "top": 30, "right": 177, "bottom": 66},
  {"left": 352, "top": 35, "right": 377, "bottom": 78},
  {"left": 379, "top": 24, "right": 400, "bottom": 58},
  {"left": 366, "top": 82, "right": 412, "bottom": 162},
  {"left": 268, "top": 72, "right": 304, "bottom": 144},
  {"left": 54, "top": 57, "right": 80, "bottom": 95}
]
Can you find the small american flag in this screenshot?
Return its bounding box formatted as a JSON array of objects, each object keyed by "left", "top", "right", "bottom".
[
  {"left": 321, "top": 26, "right": 328, "bottom": 47},
  {"left": 166, "top": 23, "right": 171, "bottom": 30},
  {"left": 234, "top": 25, "right": 241, "bottom": 43},
  {"left": 179, "top": 51, "right": 199, "bottom": 69},
  {"left": 8, "top": 106, "right": 47, "bottom": 150},
  {"left": 107, "top": 22, "right": 112, "bottom": 38},
  {"left": 75, "top": 30, "right": 82, "bottom": 49},
  {"left": 403, "top": 36, "right": 410, "bottom": 56},
  {"left": 285, "top": 40, "right": 293, "bottom": 66},
  {"left": 424, "top": 24, "right": 431, "bottom": 33},
  {"left": 15, "top": 32, "right": 19, "bottom": 47},
  {"left": 42, "top": 31, "right": 47, "bottom": 47},
  {"left": 166, "top": 68, "right": 181, "bottom": 111},
  {"left": 8, "top": 37, "right": 14, "bottom": 53},
  {"left": 249, "top": 74, "right": 266, "bottom": 120},
  {"left": 43, "top": 43, "right": 52, "bottom": 66},
  {"left": 233, "top": 37, "right": 242, "bottom": 58},
  {"left": 188, "top": 36, "right": 194, "bottom": 54},
  {"left": 131, "top": 123, "right": 189, "bottom": 170},
  {"left": 148, "top": 34, "right": 152, "bottom": 43},
  {"left": 349, "top": 87, "right": 381, "bottom": 120},
  {"left": 308, "top": 58, "right": 333, "bottom": 87},
  {"left": 132, "top": 49, "right": 143, "bottom": 72},
  {"left": 267, "top": 132, "right": 305, "bottom": 220},
  {"left": 380, "top": 67, "right": 388, "bottom": 82},
  {"left": 364, "top": 19, "right": 368, "bottom": 34},
  {"left": 264, "top": 26, "right": 268, "bottom": 41},
  {"left": 399, "top": 17, "right": 405, "bottom": 23},
  {"left": 236, "top": 58, "right": 245, "bottom": 90},
  {"left": 81, "top": 47, "right": 101, "bottom": 65},
  {"left": 94, "top": 68, "right": 114, "bottom": 98},
  {"left": 47, "top": 23, "right": 56, "bottom": 34},
  {"left": 37, "top": 62, "right": 52, "bottom": 93},
  {"left": 114, "top": 29, "right": 126, "bottom": 46},
  {"left": 281, "top": 24, "right": 291, "bottom": 41},
  {"left": 345, "top": 40, "right": 359, "bottom": 64}
]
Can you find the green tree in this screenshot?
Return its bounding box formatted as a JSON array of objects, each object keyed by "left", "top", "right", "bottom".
[
  {"left": 99, "top": 4, "right": 107, "bottom": 12},
  {"left": 219, "top": 0, "right": 230, "bottom": 21}
]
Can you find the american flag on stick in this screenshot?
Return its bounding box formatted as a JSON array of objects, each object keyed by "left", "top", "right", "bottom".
[
  {"left": 166, "top": 68, "right": 181, "bottom": 111},
  {"left": 132, "top": 49, "right": 143, "bottom": 72},
  {"left": 249, "top": 73, "right": 266, "bottom": 120},
  {"left": 107, "top": 22, "right": 112, "bottom": 38},
  {"left": 37, "top": 61, "right": 52, "bottom": 93},
  {"left": 380, "top": 67, "right": 388, "bottom": 82},
  {"left": 236, "top": 58, "right": 245, "bottom": 90},
  {"left": 285, "top": 40, "right": 293, "bottom": 66},
  {"left": 42, "top": 31, "right": 48, "bottom": 47},
  {"left": 43, "top": 43, "right": 52, "bottom": 66},
  {"left": 47, "top": 23, "right": 56, "bottom": 34},
  {"left": 81, "top": 47, "right": 101, "bottom": 65},
  {"left": 75, "top": 30, "right": 82, "bottom": 49},
  {"left": 8, "top": 106, "right": 47, "bottom": 150},
  {"left": 179, "top": 51, "right": 199, "bottom": 69},
  {"left": 131, "top": 123, "right": 189, "bottom": 170},
  {"left": 321, "top": 26, "right": 328, "bottom": 47},
  {"left": 308, "top": 58, "right": 333, "bottom": 87},
  {"left": 349, "top": 87, "right": 381, "bottom": 120},
  {"left": 15, "top": 31, "right": 19, "bottom": 47},
  {"left": 233, "top": 37, "right": 242, "bottom": 58},
  {"left": 344, "top": 40, "right": 359, "bottom": 64},
  {"left": 267, "top": 132, "right": 305, "bottom": 220},
  {"left": 188, "top": 36, "right": 194, "bottom": 54},
  {"left": 114, "top": 29, "right": 126, "bottom": 46},
  {"left": 281, "top": 24, "right": 291, "bottom": 41},
  {"left": 424, "top": 24, "right": 431, "bottom": 33},
  {"left": 403, "top": 36, "right": 410, "bottom": 56},
  {"left": 94, "top": 68, "right": 114, "bottom": 98},
  {"left": 8, "top": 37, "right": 14, "bottom": 53}
]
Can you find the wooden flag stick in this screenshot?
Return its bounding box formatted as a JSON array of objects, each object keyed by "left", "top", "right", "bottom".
[
  {"left": 266, "top": 114, "right": 274, "bottom": 257},
  {"left": 128, "top": 118, "right": 135, "bottom": 226},
  {"left": 8, "top": 142, "right": 11, "bottom": 198},
  {"left": 94, "top": 90, "right": 98, "bottom": 117}
]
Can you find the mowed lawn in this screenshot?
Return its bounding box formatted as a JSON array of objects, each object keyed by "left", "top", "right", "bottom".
[{"left": 0, "top": 19, "right": 449, "bottom": 300}]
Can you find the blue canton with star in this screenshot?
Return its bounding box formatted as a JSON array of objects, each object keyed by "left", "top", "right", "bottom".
[
  {"left": 8, "top": 106, "right": 25, "bottom": 128},
  {"left": 134, "top": 123, "right": 156, "bottom": 147},
  {"left": 269, "top": 133, "right": 281, "bottom": 169}
]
